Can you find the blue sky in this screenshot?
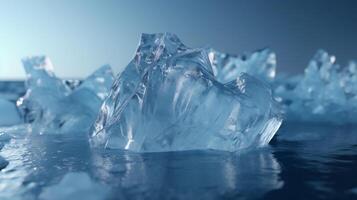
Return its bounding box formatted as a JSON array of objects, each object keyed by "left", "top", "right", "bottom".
[{"left": 1, "top": 0, "right": 357, "bottom": 79}]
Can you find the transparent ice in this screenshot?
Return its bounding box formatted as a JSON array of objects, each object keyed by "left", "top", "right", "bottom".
[
  {"left": 17, "top": 56, "right": 114, "bottom": 134},
  {"left": 274, "top": 50, "right": 357, "bottom": 124},
  {"left": 90, "top": 33, "right": 282, "bottom": 152}
]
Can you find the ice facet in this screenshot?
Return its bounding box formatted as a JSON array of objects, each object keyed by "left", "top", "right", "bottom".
[
  {"left": 17, "top": 57, "right": 114, "bottom": 134},
  {"left": 0, "top": 99, "right": 21, "bottom": 126},
  {"left": 90, "top": 33, "right": 282, "bottom": 152},
  {"left": 274, "top": 50, "right": 357, "bottom": 124}
]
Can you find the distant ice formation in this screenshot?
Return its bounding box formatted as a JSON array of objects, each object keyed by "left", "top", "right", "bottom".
[
  {"left": 208, "top": 48, "right": 276, "bottom": 83},
  {"left": 16, "top": 57, "right": 114, "bottom": 134},
  {"left": 90, "top": 33, "right": 282, "bottom": 152},
  {"left": 274, "top": 50, "right": 357, "bottom": 124}
]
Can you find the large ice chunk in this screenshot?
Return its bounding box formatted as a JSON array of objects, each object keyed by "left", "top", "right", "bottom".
[
  {"left": 0, "top": 99, "right": 22, "bottom": 126},
  {"left": 274, "top": 50, "right": 357, "bottom": 124},
  {"left": 17, "top": 57, "right": 114, "bottom": 134},
  {"left": 90, "top": 33, "right": 282, "bottom": 152}
]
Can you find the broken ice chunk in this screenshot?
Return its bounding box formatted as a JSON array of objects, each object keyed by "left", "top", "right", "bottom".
[
  {"left": 274, "top": 50, "right": 357, "bottom": 124},
  {"left": 90, "top": 33, "right": 282, "bottom": 152},
  {"left": 0, "top": 99, "right": 21, "bottom": 126},
  {"left": 17, "top": 57, "right": 114, "bottom": 134},
  {"left": 39, "top": 172, "right": 109, "bottom": 200},
  {"left": 209, "top": 48, "right": 276, "bottom": 83}
]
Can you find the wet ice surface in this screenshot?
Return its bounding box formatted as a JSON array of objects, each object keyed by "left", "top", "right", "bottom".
[
  {"left": 91, "top": 33, "right": 282, "bottom": 152},
  {"left": 1, "top": 124, "right": 357, "bottom": 199}
]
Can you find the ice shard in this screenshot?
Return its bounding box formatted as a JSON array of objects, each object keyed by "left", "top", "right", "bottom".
[
  {"left": 274, "top": 50, "right": 357, "bottom": 124},
  {"left": 90, "top": 33, "right": 282, "bottom": 152},
  {"left": 17, "top": 56, "right": 114, "bottom": 134}
]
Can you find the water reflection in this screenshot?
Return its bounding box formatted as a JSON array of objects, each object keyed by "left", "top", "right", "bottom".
[
  {"left": 91, "top": 148, "right": 282, "bottom": 199},
  {"left": 265, "top": 123, "right": 357, "bottom": 199},
  {"left": 0, "top": 134, "right": 282, "bottom": 199}
]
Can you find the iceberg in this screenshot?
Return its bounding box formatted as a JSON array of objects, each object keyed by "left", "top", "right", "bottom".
[
  {"left": 274, "top": 50, "right": 357, "bottom": 124},
  {"left": 0, "top": 99, "right": 21, "bottom": 126},
  {"left": 17, "top": 57, "right": 114, "bottom": 134},
  {"left": 90, "top": 33, "right": 282, "bottom": 152}
]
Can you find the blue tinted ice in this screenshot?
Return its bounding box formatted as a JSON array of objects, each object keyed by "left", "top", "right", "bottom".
[
  {"left": 17, "top": 57, "right": 114, "bottom": 134},
  {"left": 90, "top": 33, "right": 282, "bottom": 152},
  {"left": 208, "top": 48, "right": 276, "bottom": 83},
  {"left": 274, "top": 50, "right": 357, "bottom": 124}
]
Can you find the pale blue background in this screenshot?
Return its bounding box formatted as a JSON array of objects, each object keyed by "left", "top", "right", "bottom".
[{"left": 1, "top": 0, "right": 357, "bottom": 79}]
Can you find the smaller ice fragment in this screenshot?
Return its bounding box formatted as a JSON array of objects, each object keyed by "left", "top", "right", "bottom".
[
  {"left": 0, "top": 98, "right": 21, "bottom": 126},
  {"left": 39, "top": 172, "right": 109, "bottom": 200},
  {"left": 17, "top": 56, "right": 114, "bottom": 134},
  {"left": 274, "top": 50, "right": 357, "bottom": 123}
]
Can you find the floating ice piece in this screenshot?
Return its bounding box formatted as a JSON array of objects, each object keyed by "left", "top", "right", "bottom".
[
  {"left": 274, "top": 50, "right": 357, "bottom": 124},
  {"left": 17, "top": 57, "right": 114, "bottom": 134},
  {"left": 90, "top": 33, "right": 282, "bottom": 152},
  {"left": 39, "top": 172, "right": 109, "bottom": 200},
  {"left": 0, "top": 99, "right": 21, "bottom": 126}
]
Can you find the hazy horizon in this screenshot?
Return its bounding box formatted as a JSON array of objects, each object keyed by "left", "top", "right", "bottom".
[{"left": 1, "top": 0, "right": 357, "bottom": 79}]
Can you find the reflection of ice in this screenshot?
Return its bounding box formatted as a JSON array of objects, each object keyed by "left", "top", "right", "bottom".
[
  {"left": 39, "top": 172, "right": 109, "bottom": 200},
  {"left": 91, "top": 148, "right": 283, "bottom": 199},
  {"left": 0, "top": 128, "right": 282, "bottom": 199}
]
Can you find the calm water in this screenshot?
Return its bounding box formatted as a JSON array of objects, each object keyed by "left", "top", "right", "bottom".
[{"left": 1, "top": 82, "right": 357, "bottom": 200}]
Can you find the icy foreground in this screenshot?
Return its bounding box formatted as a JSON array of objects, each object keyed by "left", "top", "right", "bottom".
[
  {"left": 274, "top": 50, "right": 357, "bottom": 124},
  {"left": 90, "top": 33, "right": 282, "bottom": 152},
  {"left": 17, "top": 57, "right": 114, "bottom": 134}
]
